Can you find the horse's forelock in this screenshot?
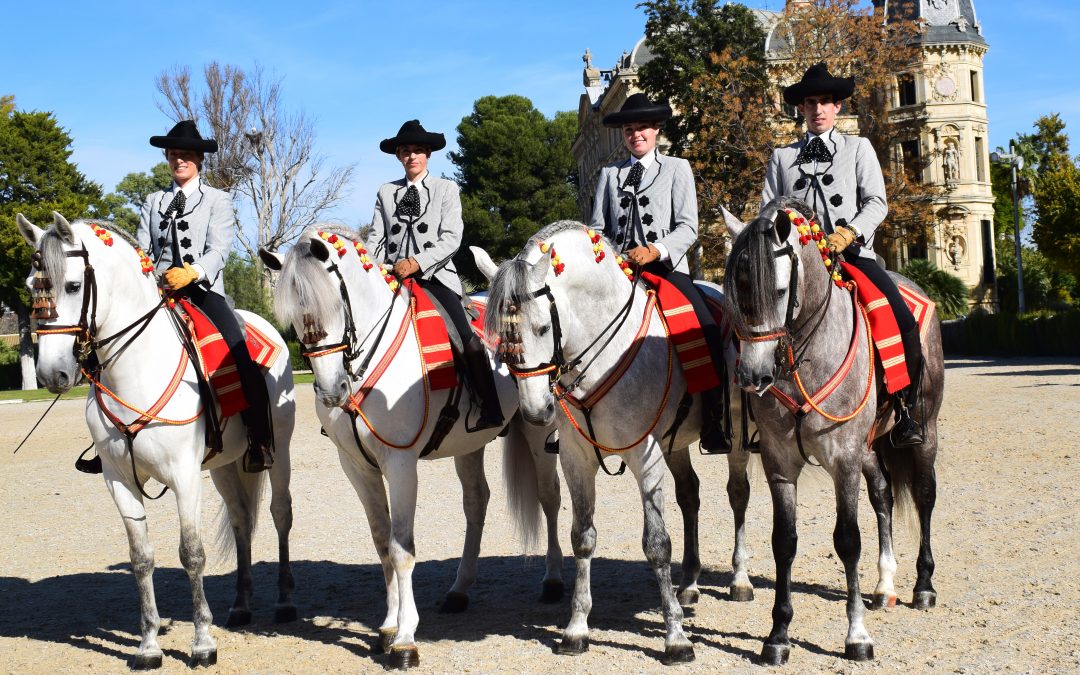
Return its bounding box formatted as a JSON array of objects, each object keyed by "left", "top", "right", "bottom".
[
  {"left": 724, "top": 214, "right": 781, "bottom": 327},
  {"left": 275, "top": 239, "right": 343, "bottom": 329},
  {"left": 484, "top": 257, "right": 532, "bottom": 343}
]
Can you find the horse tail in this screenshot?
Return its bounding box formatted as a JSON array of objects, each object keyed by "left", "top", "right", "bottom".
[
  {"left": 878, "top": 445, "right": 917, "bottom": 524},
  {"left": 502, "top": 414, "right": 542, "bottom": 554},
  {"left": 212, "top": 468, "right": 267, "bottom": 566}
]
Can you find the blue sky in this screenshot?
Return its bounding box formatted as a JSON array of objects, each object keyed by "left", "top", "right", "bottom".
[{"left": 7, "top": 1, "right": 1075, "bottom": 228}]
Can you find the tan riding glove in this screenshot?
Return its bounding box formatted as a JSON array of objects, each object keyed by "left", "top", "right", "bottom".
[
  {"left": 164, "top": 262, "right": 199, "bottom": 290},
  {"left": 626, "top": 244, "right": 660, "bottom": 266},
  {"left": 826, "top": 226, "right": 857, "bottom": 253}
]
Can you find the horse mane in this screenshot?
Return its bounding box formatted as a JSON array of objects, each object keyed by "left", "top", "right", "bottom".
[
  {"left": 274, "top": 226, "right": 352, "bottom": 328},
  {"left": 724, "top": 205, "right": 782, "bottom": 329},
  {"left": 38, "top": 219, "right": 138, "bottom": 286},
  {"left": 484, "top": 219, "right": 589, "bottom": 342}
]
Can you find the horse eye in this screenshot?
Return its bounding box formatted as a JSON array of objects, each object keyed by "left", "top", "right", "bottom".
[
  {"left": 536, "top": 324, "right": 550, "bottom": 337},
  {"left": 65, "top": 281, "right": 82, "bottom": 294},
  {"left": 776, "top": 289, "right": 786, "bottom": 300}
]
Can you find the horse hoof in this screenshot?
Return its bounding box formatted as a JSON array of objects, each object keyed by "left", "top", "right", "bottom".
[
  {"left": 914, "top": 591, "right": 937, "bottom": 610},
  {"left": 662, "top": 643, "right": 695, "bottom": 665},
  {"left": 225, "top": 608, "right": 252, "bottom": 627},
  {"left": 387, "top": 645, "right": 420, "bottom": 670},
  {"left": 677, "top": 587, "right": 700, "bottom": 607},
  {"left": 540, "top": 579, "right": 565, "bottom": 603},
  {"left": 760, "top": 643, "right": 789, "bottom": 666},
  {"left": 439, "top": 591, "right": 470, "bottom": 613},
  {"left": 131, "top": 652, "right": 163, "bottom": 670},
  {"left": 275, "top": 605, "right": 298, "bottom": 623},
  {"left": 375, "top": 628, "right": 397, "bottom": 654},
  {"left": 730, "top": 585, "right": 755, "bottom": 603},
  {"left": 554, "top": 637, "right": 589, "bottom": 655},
  {"left": 845, "top": 642, "right": 874, "bottom": 661},
  {"left": 869, "top": 593, "right": 897, "bottom": 610},
  {"left": 189, "top": 648, "right": 218, "bottom": 668}
]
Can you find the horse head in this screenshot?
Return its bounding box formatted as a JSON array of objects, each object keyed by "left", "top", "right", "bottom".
[
  {"left": 485, "top": 220, "right": 634, "bottom": 427},
  {"left": 723, "top": 198, "right": 835, "bottom": 394},
  {"left": 268, "top": 226, "right": 391, "bottom": 408},
  {"left": 18, "top": 212, "right": 156, "bottom": 393}
]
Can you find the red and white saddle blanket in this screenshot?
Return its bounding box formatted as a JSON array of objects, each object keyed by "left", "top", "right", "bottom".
[
  {"left": 640, "top": 271, "right": 720, "bottom": 394},
  {"left": 839, "top": 263, "right": 936, "bottom": 394},
  {"left": 402, "top": 279, "right": 460, "bottom": 391},
  {"left": 178, "top": 299, "right": 283, "bottom": 417}
]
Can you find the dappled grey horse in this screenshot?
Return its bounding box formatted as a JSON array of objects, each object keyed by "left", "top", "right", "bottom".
[{"left": 723, "top": 197, "right": 944, "bottom": 665}]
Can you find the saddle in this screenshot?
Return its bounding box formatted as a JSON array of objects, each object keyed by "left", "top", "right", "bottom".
[
  {"left": 839, "top": 263, "right": 935, "bottom": 394},
  {"left": 175, "top": 299, "right": 282, "bottom": 416},
  {"left": 639, "top": 271, "right": 721, "bottom": 394}
]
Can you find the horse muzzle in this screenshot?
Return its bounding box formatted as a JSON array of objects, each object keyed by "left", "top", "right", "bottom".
[
  {"left": 37, "top": 363, "right": 79, "bottom": 394},
  {"left": 313, "top": 378, "right": 350, "bottom": 408}
]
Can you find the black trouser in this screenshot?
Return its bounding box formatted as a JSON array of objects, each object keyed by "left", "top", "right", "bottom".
[
  {"left": 185, "top": 284, "right": 270, "bottom": 436},
  {"left": 641, "top": 261, "right": 727, "bottom": 381},
  {"left": 416, "top": 278, "right": 473, "bottom": 342},
  {"left": 843, "top": 254, "right": 917, "bottom": 332}
]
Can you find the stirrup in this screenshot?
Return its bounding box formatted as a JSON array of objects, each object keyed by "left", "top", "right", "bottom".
[
  {"left": 699, "top": 427, "right": 732, "bottom": 455},
  {"left": 243, "top": 441, "right": 274, "bottom": 473},
  {"left": 890, "top": 409, "right": 924, "bottom": 448},
  {"left": 76, "top": 454, "right": 103, "bottom": 474}
]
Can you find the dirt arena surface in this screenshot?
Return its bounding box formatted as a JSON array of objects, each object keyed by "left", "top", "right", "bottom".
[{"left": 1, "top": 356, "right": 1078, "bottom": 673}]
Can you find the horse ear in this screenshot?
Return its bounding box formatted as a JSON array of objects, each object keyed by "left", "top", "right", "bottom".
[
  {"left": 52, "top": 211, "right": 75, "bottom": 245},
  {"left": 259, "top": 247, "right": 284, "bottom": 271},
  {"left": 774, "top": 210, "right": 792, "bottom": 243},
  {"left": 309, "top": 238, "right": 330, "bottom": 262},
  {"left": 721, "top": 206, "right": 747, "bottom": 240},
  {"left": 470, "top": 246, "right": 499, "bottom": 281},
  {"left": 529, "top": 250, "right": 551, "bottom": 287},
  {"left": 16, "top": 213, "right": 44, "bottom": 248}
]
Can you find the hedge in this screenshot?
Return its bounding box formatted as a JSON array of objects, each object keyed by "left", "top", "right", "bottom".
[{"left": 941, "top": 310, "right": 1080, "bottom": 357}]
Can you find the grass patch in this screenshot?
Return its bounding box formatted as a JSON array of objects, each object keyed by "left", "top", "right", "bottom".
[{"left": 0, "top": 385, "right": 89, "bottom": 402}]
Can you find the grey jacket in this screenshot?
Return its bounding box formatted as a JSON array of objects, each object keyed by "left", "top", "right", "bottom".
[
  {"left": 137, "top": 181, "right": 234, "bottom": 294},
  {"left": 589, "top": 151, "right": 698, "bottom": 274},
  {"left": 762, "top": 129, "right": 887, "bottom": 260},
  {"left": 367, "top": 174, "right": 464, "bottom": 296}
]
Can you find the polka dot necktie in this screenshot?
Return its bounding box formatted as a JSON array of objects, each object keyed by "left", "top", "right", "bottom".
[
  {"left": 164, "top": 191, "right": 186, "bottom": 269},
  {"left": 397, "top": 185, "right": 421, "bottom": 218},
  {"left": 795, "top": 136, "right": 833, "bottom": 165},
  {"left": 164, "top": 191, "right": 186, "bottom": 218},
  {"left": 625, "top": 162, "right": 645, "bottom": 189}
]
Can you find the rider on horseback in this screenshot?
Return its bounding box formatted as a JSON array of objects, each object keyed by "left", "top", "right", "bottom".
[
  {"left": 137, "top": 120, "right": 275, "bottom": 472},
  {"left": 763, "top": 64, "right": 924, "bottom": 447},
  {"left": 589, "top": 94, "right": 731, "bottom": 453},
  {"left": 367, "top": 120, "right": 504, "bottom": 431}
]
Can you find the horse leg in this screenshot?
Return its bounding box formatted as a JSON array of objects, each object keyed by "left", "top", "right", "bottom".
[
  {"left": 863, "top": 451, "right": 897, "bottom": 610},
  {"left": 726, "top": 446, "right": 754, "bottom": 602},
  {"left": 208, "top": 465, "right": 256, "bottom": 628},
  {"left": 912, "top": 447, "right": 938, "bottom": 610},
  {"left": 105, "top": 476, "right": 163, "bottom": 669},
  {"left": 440, "top": 450, "right": 490, "bottom": 613},
  {"left": 835, "top": 464, "right": 874, "bottom": 661},
  {"left": 555, "top": 448, "right": 597, "bottom": 656},
  {"left": 267, "top": 446, "right": 296, "bottom": 622},
  {"left": 662, "top": 446, "right": 701, "bottom": 607},
  {"left": 382, "top": 453, "right": 421, "bottom": 669},
  {"left": 633, "top": 448, "right": 694, "bottom": 664},
  {"left": 174, "top": 475, "right": 217, "bottom": 667},
  {"left": 761, "top": 470, "right": 798, "bottom": 666},
  {"left": 533, "top": 441, "right": 564, "bottom": 602},
  {"left": 337, "top": 448, "right": 397, "bottom": 653}
]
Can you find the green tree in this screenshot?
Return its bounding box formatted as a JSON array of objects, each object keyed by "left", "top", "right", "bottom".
[
  {"left": 223, "top": 252, "right": 273, "bottom": 321},
  {"left": 638, "top": 0, "right": 767, "bottom": 157},
  {"left": 449, "top": 95, "right": 579, "bottom": 284},
  {"left": 900, "top": 259, "right": 970, "bottom": 320},
  {"left": 0, "top": 107, "right": 104, "bottom": 388},
  {"left": 97, "top": 162, "right": 174, "bottom": 233},
  {"left": 1018, "top": 113, "right": 1069, "bottom": 180},
  {"left": 996, "top": 246, "right": 1077, "bottom": 314},
  {"left": 1031, "top": 153, "right": 1080, "bottom": 280}
]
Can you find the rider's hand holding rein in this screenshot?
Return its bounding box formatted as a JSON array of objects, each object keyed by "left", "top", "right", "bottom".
[
  {"left": 826, "top": 226, "right": 857, "bottom": 253},
  {"left": 392, "top": 257, "right": 420, "bottom": 281},
  {"left": 626, "top": 244, "right": 660, "bottom": 266},
  {"left": 164, "top": 262, "right": 199, "bottom": 290}
]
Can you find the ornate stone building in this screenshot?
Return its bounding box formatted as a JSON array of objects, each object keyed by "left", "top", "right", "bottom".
[{"left": 573, "top": 0, "right": 995, "bottom": 306}]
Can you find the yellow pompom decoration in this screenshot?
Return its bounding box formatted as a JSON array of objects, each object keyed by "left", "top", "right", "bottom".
[{"left": 540, "top": 242, "right": 551, "bottom": 254}]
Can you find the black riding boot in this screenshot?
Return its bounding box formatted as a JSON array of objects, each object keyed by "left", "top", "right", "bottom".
[
  {"left": 239, "top": 366, "right": 274, "bottom": 473},
  {"left": 699, "top": 386, "right": 732, "bottom": 454},
  {"left": 891, "top": 326, "right": 925, "bottom": 448},
  {"left": 463, "top": 336, "right": 505, "bottom": 431}
]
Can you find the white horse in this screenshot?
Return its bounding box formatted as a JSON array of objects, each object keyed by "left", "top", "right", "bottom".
[
  {"left": 262, "top": 226, "right": 563, "bottom": 670},
  {"left": 480, "top": 220, "right": 755, "bottom": 665},
  {"left": 18, "top": 213, "right": 296, "bottom": 669}
]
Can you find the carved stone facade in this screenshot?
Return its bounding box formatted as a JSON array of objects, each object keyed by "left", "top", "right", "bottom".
[{"left": 574, "top": 0, "right": 996, "bottom": 307}]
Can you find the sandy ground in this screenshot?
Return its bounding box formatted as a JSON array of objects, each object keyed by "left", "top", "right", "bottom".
[{"left": 1, "top": 356, "right": 1078, "bottom": 674}]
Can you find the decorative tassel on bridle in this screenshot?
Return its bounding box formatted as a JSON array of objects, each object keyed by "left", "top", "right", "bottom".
[
  {"left": 30, "top": 251, "right": 58, "bottom": 321},
  {"left": 497, "top": 303, "right": 526, "bottom": 366},
  {"left": 301, "top": 313, "right": 328, "bottom": 345}
]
